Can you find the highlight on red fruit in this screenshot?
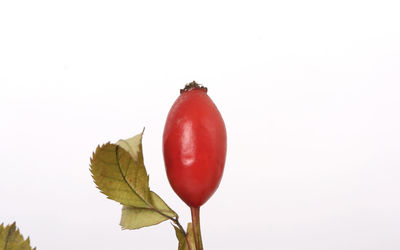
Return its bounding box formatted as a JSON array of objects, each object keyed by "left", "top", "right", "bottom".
[{"left": 163, "top": 81, "right": 227, "bottom": 208}]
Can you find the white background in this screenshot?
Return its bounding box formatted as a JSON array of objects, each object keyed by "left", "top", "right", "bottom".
[{"left": 1, "top": 0, "right": 400, "bottom": 249}]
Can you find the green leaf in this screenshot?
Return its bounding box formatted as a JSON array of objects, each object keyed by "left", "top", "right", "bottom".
[
  {"left": 91, "top": 131, "right": 177, "bottom": 229},
  {"left": 173, "top": 223, "right": 196, "bottom": 250},
  {"left": 0, "top": 222, "right": 36, "bottom": 250}
]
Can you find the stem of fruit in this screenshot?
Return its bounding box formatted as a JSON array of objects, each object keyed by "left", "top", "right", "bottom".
[{"left": 191, "top": 207, "right": 203, "bottom": 250}]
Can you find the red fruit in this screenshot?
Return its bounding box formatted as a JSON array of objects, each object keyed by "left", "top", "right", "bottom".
[{"left": 163, "top": 82, "right": 227, "bottom": 208}]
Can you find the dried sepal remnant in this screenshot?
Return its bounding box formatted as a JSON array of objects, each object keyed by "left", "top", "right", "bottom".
[{"left": 180, "top": 81, "right": 208, "bottom": 93}]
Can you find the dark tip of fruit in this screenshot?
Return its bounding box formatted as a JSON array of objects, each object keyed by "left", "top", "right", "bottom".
[{"left": 180, "top": 81, "right": 208, "bottom": 94}]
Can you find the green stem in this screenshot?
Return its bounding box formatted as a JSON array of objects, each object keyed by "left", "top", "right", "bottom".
[{"left": 191, "top": 207, "right": 203, "bottom": 250}]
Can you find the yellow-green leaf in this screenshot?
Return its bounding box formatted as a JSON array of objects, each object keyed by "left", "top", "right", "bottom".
[
  {"left": 91, "top": 131, "right": 177, "bottom": 230},
  {"left": 116, "top": 131, "right": 144, "bottom": 162},
  {"left": 120, "top": 192, "right": 177, "bottom": 229},
  {"left": 120, "top": 205, "right": 166, "bottom": 230},
  {"left": 90, "top": 141, "right": 150, "bottom": 208},
  {"left": 0, "top": 222, "right": 36, "bottom": 250},
  {"left": 149, "top": 191, "right": 177, "bottom": 218}
]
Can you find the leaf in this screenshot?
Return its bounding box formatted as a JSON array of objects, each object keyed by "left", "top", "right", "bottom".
[
  {"left": 149, "top": 191, "right": 177, "bottom": 217},
  {"left": 120, "top": 192, "right": 177, "bottom": 229},
  {"left": 91, "top": 131, "right": 177, "bottom": 229},
  {"left": 116, "top": 130, "right": 144, "bottom": 162},
  {"left": 0, "top": 222, "right": 36, "bottom": 250},
  {"left": 90, "top": 141, "right": 150, "bottom": 208},
  {"left": 173, "top": 223, "right": 196, "bottom": 250},
  {"left": 120, "top": 205, "right": 165, "bottom": 230}
]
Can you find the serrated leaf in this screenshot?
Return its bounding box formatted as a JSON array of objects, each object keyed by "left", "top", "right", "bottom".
[
  {"left": 90, "top": 140, "right": 150, "bottom": 208},
  {"left": 91, "top": 131, "right": 177, "bottom": 229},
  {"left": 173, "top": 223, "right": 196, "bottom": 250},
  {"left": 120, "top": 192, "right": 177, "bottom": 229},
  {"left": 0, "top": 222, "right": 36, "bottom": 250}
]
